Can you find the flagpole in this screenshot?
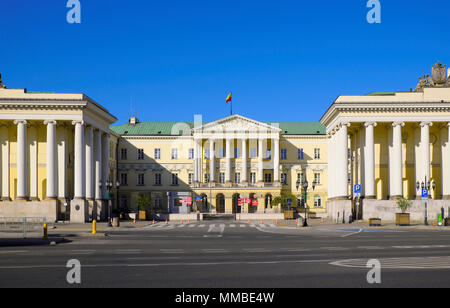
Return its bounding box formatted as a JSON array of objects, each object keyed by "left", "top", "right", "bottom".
[{"left": 230, "top": 92, "right": 233, "bottom": 116}]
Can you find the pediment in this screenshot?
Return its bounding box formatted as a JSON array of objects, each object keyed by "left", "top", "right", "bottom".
[{"left": 193, "top": 115, "right": 281, "bottom": 133}]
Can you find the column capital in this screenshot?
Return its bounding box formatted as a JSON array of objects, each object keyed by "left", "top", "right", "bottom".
[
  {"left": 13, "top": 120, "right": 27, "bottom": 126},
  {"left": 420, "top": 121, "right": 433, "bottom": 127},
  {"left": 392, "top": 122, "right": 405, "bottom": 127},
  {"left": 447, "top": 122, "right": 450, "bottom": 128},
  {"left": 364, "top": 122, "right": 377, "bottom": 128},
  {"left": 72, "top": 120, "right": 85, "bottom": 126},
  {"left": 339, "top": 122, "right": 351, "bottom": 128},
  {"left": 44, "top": 120, "right": 57, "bottom": 126}
]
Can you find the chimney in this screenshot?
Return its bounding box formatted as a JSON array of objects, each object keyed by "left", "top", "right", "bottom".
[{"left": 129, "top": 116, "right": 138, "bottom": 125}]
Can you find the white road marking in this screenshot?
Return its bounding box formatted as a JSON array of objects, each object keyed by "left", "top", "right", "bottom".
[
  {"left": 160, "top": 249, "right": 185, "bottom": 254},
  {"left": 331, "top": 256, "right": 450, "bottom": 269},
  {"left": 199, "top": 224, "right": 205, "bottom": 228},
  {"left": 341, "top": 229, "right": 363, "bottom": 238},
  {"left": 240, "top": 225, "right": 246, "bottom": 228},
  {"left": 0, "top": 250, "right": 27, "bottom": 254},
  {"left": 229, "top": 224, "right": 236, "bottom": 228}
]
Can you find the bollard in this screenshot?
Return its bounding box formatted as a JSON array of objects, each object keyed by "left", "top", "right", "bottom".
[
  {"left": 42, "top": 223, "right": 48, "bottom": 240},
  {"left": 153, "top": 219, "right": 156, "bottom": 225},
  {"left": 260, "top": 220, "right": 263, "bottom": 225},
  {"left": 92, "top": 220, "right": 97, "bottom": 234},
  {"left": 321, "top": 217, "right": 324, "bottom": 224},
  {"left": 181, "top": 220, "right": 183, "bottom": 225},
  {"left": 275, "top": 219, "right": 278, "bottom": 225},
  {"left": 165, "top": 219, "right": 168, "bottom": 225}
]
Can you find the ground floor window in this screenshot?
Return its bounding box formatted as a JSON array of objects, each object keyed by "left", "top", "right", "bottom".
[{"left": 314, "top": 195, "right": 322, "bottom": 207}]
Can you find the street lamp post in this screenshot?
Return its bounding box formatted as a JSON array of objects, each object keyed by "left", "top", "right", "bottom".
[
  {"left": 416, "top": 176, "right": 435, "bottom": 226},
  {"left": 296, "top": 179, "right": 316, "bottom": 227},
  {"left": 105, "top": 180, "right": 113, "bottom": 227}
]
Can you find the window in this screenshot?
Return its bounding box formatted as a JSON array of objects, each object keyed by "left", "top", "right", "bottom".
[
  {"left": 235, "top": 172, "right": 241, "bottom": 184},
  {"left": 281, "top": 173, "right": 287, "bottom": 185},
  {"left": 281, "top": 149, "right": 287, "bottom": 160},
  {"left": 250, "top": 148, "right": 257, "bottom": 158},
  {"left": 219, "top": 148, "right": 225, "bottom": 158},
  {"left": 155, "top": 149, "right": 161, "bottom": 160},
  {"left": 314, "top": 173, "right": 321, "bottom": 185},
  {"left": 234, "top": 148, "right": 241, "bottom": 159},
  {"left": 138, "top": 149, "right": 144, "bottom": 160},
  {"left": 298, "top": 149, "right": 304, "bottom": 160},
  {"left": 121, "top": 148, "right": 127, "bottom": 160},
  {"left": 265, "top": 149, "right": 271, "bottom": 159},
  {"left": 219, "top": 173, "right": 225, "bottom": 184},
  {"left": 204, "top": 173, "right": 210, "bottom": 183},
  {"left": 137, "top": 173, "right": 145, "bottom": 186},
  {"left": 154, "top": 173, "right": 162, "bottom": 186},
  {"left": 314, "top": 195, "right": 322, "bottom": 207},
  {"left": 264, "top": 173, "right": 272, "bottom": 183},
  {"left": 314, "top": 148, "right": 321, "bottom": 159},
  {"left": 205, "top": 149, "right": 210, "bottom": 159},
  {"left": 297, "top": 173, "right": 304, "bottom": 184},
  {"left": 155, "top": 197, "right": 163, "bottom": 209},
  {"left": 250, "top": 172, "right": 256, "bottom": 184},
  {"left": 172, "top": 149, "right": 178, "bottom": 160},
  {"left": 188, "top": 173, "right": 194, "bottom": 185},
  {"left": 189, "top": 148, "right": 194, "bottom": 160},
  {"left": 120, "top": 173, "right": 128, "bottom": 186},
  {"left": 297, "top": 195, "right": 305, "bottom": 207},
  {"left": 172, "top": 173, "right": 179, "bottom": 186},
  {"left": 119, "top": 195, "right": 128, "bottom": 209}
]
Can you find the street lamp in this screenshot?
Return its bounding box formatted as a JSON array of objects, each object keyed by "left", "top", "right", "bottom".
[
  {"left": 416, "top": 176, "right": 435, "bottom": 226},
  {"left": 104, "top": 180, "right": 113, "bottom": 227},
  {"left": 296, "top": 179, "right": 316, "bottom": 227}
]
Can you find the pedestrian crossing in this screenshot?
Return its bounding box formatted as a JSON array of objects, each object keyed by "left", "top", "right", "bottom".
[{"left": 145, "top": 222, "right": 278, "bottom": 230}]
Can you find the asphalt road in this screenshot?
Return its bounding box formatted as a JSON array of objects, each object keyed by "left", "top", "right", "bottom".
[{"left": 2, "top": 220, "right": 450, "bottom": 288}]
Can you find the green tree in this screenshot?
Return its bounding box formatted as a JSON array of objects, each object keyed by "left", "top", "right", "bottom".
[
  {"left": 271, "top": 192, "right": 297, "bottom": 211},
  {"left": 136, "top": 194, "right": 152, "bottom": 212},
  {"left": 396, "top": 197, "right": 412, "bottom": 214}
]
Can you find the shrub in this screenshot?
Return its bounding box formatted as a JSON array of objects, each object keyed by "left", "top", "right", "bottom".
[{"left": 396, "top": 197, "right": 412, "bottom": 214}]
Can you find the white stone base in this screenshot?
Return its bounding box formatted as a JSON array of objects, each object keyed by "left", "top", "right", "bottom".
[
  {"left": 327, "top": 199, "right": 352, "bottom": 222},
  {"left": 70, "top": 199, "right": 89, "bottom": 223},
  {"left": 0, "top": 200, "right": 59, "bottom": 222},
  {"left": 362, "top": 199, "right": 450, "bottom": 222}
]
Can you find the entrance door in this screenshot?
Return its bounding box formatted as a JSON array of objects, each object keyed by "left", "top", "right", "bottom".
[
  {"left": 232, "top": 194, "right": 241, "bottom": 214},
  {"left": 216, "top": 194, "right": 225, "bottom": 213}
]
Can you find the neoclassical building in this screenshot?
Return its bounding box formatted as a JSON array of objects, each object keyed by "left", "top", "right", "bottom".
[
  {"left": 0, "top": 83, "right": 118, "bottom": 223},
  {"left": 111, "top": 115, "right": 328, "bottom": 216},
  {"left": 321, "top": 62, "right": 450, "bottom": 221},
  {"left": 1, "top": 62, "right": 450, "bottom": 222}
]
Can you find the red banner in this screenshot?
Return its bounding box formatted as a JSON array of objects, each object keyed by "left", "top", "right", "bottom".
[{"left": 252, "top": 199, "right": 258, "bottom": 207}]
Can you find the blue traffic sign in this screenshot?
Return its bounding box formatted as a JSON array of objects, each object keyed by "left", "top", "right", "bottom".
[
  {"left": 422, "top": 189, "right": 429, "bottom": 199},
  {"left": 354, "top": 185, "right": 361, "bottom": 194},
  {"left": 287, "top": 198, "right": 292, "bottom": 206}
]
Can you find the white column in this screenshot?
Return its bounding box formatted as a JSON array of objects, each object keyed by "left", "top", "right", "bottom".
[
  {"left": 57, "top": 126, "right": 67, "bottom": 200},
  {"left": 390, "top": 122, "right": 404, "bottom": 198},
  {"left": 443, "top": 123, "right": 450, "bottom": 199},
  {"left": 336, "top": 123, "right": 349, "bottom": 199},
  {"left": 94, "top": 129, "right": 102, "bottom": 200},
  {"left": 225, "top": 138, "right": 232, "bottom": 183},
  {"left": 327, "top": 132, "right": 335, "bottom": 199},
  {"left": 273, "top": 137, "right": 280, "bottom": 183},
  {"left": 102, "top": 133, "right": 110, "bottom": 198},
  {"left": 258, "top": 138, "right": 264, "bottom": 183},
  {"left": 193, "top": 139, "right": 199, "bottom": 183},
  {"left": 85, "top": 126, "right": 94, "bottom": 200},
  {"left": 14, "top": 120, "right": 27, "bottom": 200},
  {"left": 241, "top": 138, "right": 247, "bottom": 183},
  {"left": 29, "top": 125, "right": 38, "bottom": 200},
  {"left": 209, "top": 139, "right": 215, "bottom": 183},
  {"left": 45, "top": 120, "right": 57, "bottom": 200},
  {"left": 0, "top": 125, "right": 10, "bottom": 201},
  {"left": 73, "top": 121, "right": 85, "bottom": 199},
  {"left": 420, "top": 122, "right": 432, "bottom": 182},
  {"left": 364, "top": 122, "right": 376, "bottom": 199}
]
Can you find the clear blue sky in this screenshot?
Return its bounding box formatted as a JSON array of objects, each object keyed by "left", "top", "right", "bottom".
[{"left": 0, "top": 0, "right": 449, "bottom": 125}]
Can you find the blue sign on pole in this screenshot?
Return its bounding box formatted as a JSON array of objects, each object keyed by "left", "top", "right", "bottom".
[
  {"left": 195, "top": 197, "right": 202, "bottom": 202},
  {"left": 422, "top": 189, "right": 429, "bottom": 199},
  {"left": 287, "top": 198, "right": 292, "bottom": 206},
  {"left": 354, "top": 185, "right": 361, "bottom": 194}
]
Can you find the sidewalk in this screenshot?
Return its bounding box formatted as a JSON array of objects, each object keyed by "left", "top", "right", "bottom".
[{"left": 278, "top": 218, "right": 450, "bottom": 231}]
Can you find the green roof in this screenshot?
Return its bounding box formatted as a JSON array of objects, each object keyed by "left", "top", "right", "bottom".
[
  {"left": 366, "top": 92, "right": 396, "bottom": 96},
  {"left": 110, "top": 122, "right": 325, "bottom": 136}
]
